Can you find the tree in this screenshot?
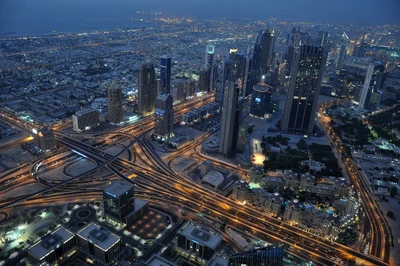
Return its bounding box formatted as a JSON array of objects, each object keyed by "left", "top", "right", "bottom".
[
  {"left": 387, "top": 211, "right": 395, "bottom": 220},
  {"left": 390, "top": 187, "right": 397, "bottom": 198},
  {"left": 296, "top": 138, "right": 307, "bottom": 150}
]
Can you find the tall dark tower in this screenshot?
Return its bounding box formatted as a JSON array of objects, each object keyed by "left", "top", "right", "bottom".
[
  {"left": 228, "top": 245, "right": 283, "bottom": 266},
  {"left": 205, "top": 45, "right": 215, "bottom": 92},
  {"left": 281, "top": 45, "right": 326, "bottom": 134},
  {"left": 160, "top": 55, "right": 172, "bottom": 94},
  {"left": 155, "top": 93, "right": 174, "bottom": 139},
  {"left": 220, "top": 79, "right": 239, "bottom": 157},
  {"left": 138, "top": 63, "right": 156, "bottom": 117},
  {"left": 260, "top": 29, "right": 275, "bottom": 74},
  {"left": 108, "top": 83, "right": 123, "bottom": 124},
  {"left": 251, "top": 31, "right": 263, "bottom": 87},
  {"left": 216, "top": 59, "right": 233, "bottom": 104}
]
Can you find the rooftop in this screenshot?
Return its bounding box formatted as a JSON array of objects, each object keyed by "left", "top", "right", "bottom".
[
  {"left": 77, "top": 223, "right": 120, "bottom": 251},
  {"left": 28, "top": 227, "right": 75, "bottom": 260},
  {"left": 104, "top": 180, "right": 134, "bottom": 198},
  {"left": 178, "top": 222, "right": 222, "bottom": 250},
  {"left": 75, "top": 108, "right": 98, "bottom": 116},
  {"left": 146, "top": 254, "right": 177, "bottom": 266}
]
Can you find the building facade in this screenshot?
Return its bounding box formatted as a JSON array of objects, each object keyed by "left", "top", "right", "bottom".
[
  {"left": 154, "top": 93, "right": 174, "bottom": 139},
  {"left": 138, "top": 63, "right": 156, "bottom": 117},
  {"left": 228, "top": 245, "right": 283, "bottom": 266},
  {"left": 103, "top": 181, "right": 135, "bottom": 224},
  {"left": 160, "top": 55, "right": 172, "bottom": 94},
  {"left": 72, "top": 108, "right": 99, "bottom": 132},
  {"left": 34, "top": 127, "right": 56, "bottom": 152},
  {"left": 281, "top": 45, "right": 326, "bottom": 134},
  {"left": 250, "top": 83, "right": 272, "bottom": 118},
  {"left": 108, "top": 85, "right": 123, "bottom": 124}
]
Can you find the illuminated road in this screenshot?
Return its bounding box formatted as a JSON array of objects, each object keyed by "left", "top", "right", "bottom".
[{"left": 318, "top": 101, "right": 391, "bottom": 264}]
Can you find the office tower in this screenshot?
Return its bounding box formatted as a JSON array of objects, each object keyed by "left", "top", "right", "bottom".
[
  {"left": 185, "top": 79, "right": 196, "bottom": 97},
  {"left": 172, "top": 79, "right": 186, "bottom": 102},
  {"left": 236, "top": 95, "right": 250, "bottom": 153},
  {"left": 359, "top": 62, "right": 385, "bottom": 110},
  {"left": 337, "top": 32, "right": 349, "bottom": 70},
  {"left": 251, "top": 31, "right": 263, "bottom": 87},
  {"left": 77, "top": 223, "right": 121, "bottom": 265},
  {"left": 317, "top": 31, "right": 329, "bottom": 46},
  {"left": 205, "top": 45, "right": 215, "bottom": 92},
  {"left": 285, "top": 27, "right": 305, "bottom": 77},
  {"left": 103, "top": 181, "right": 135, "bottom": 224},
  {"left": 27, "top": 227, "right": 76, "bottom": 265},
  {"left": 219, "top": 80, "right": 239, "bottom": 157},
  {"left": 108, "top": 84, "right": 123, "bottom": 124},
  {"left": 347, "top": 40, "right": 356, "bottom": 55},
  {"left": 228, "top": 245, "right": 284, "bottom": 266},
  {"left": 176, "top": 221, "right": 222, "bottom": 262},
  {"left": 155, "top": 93, "right": 174, "bottom": 139},
  {"left": 72, "top": 108, "right": 99, "bottom": 132},
  {"left": 243, "top": 49, "right": 253, "bottom": 97},
  {"left": 34, "top": 127, "right": 56, "bottom": 152},
  {"left": 199, "top": 68, "right": 210, "bottom": 92},
  {"left": 160, "top": 55, "right": 172, "bottom": 94},
  {"left": 281, "top": 45, "right": 326, "bottom": 134},
  {"left": 138, "top": 62, "right": 156, "bottom": 117},
  {"left": 250, "top": 83, "right": 272, "bottom": 118},
  {"left": 231, "top": 51, "right": 247, "bottom": 91},
  {"left": 216, "top": 59, "right": 233, "bottom": 104},
  {"left": 260, "top": 29, "right": 275, "bottom": 74}
]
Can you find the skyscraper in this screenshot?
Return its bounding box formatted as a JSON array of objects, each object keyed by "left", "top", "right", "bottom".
[
  {"left": 154, "top": 93, "right": 174, "bottom": 139},
  {"left": 160, "top": 55, "right": 172, "bottom": 94},
  {"left": 337, "top": 32, "right": 349, "bottom": 70},
  {"left": 317, "top": 31, "right": 329, "bottom": 47},
  {"left": 260, "top": 29, "right": 275, "bottom": 74},
  {"left": 228, "top": 245, "right": 284, "bottom": 266},
  {"left": 103, "top": 181, "right": 135, "bottom": 224},
  {"left": 34, "top": 127, "right": 56, "bottom": 152},
  {"left": 281, "top": 45, "right": 326, "bottom": 134},
  {"left": 138, "top": 62, "right": 156, "bottom": 117},
  {"left": 251, "top": 31, "right": 263, "bottom": 87},
  {"left": 216, "top": 59, "right": 233, "bottom": 104},
  {"left": 219, "top": 78, "right": 248, "bottom": 157},
  {"left": 205, "top": 45, "right": 215, "bottom": 92},
  {"left": 108, "top": 84, "right": 123, "bottom": 124},
  {"left": 359, "top": 61, "right": 385, "bottom": 110},
  {"left": 250, "top": 83, "right": 272, "bottom": 118},
  {"left": 198, "top": 68, "right": 210, "bottom": 92},
  {"left": 220, "top": 80, "right": 239, "bottom": 157}
]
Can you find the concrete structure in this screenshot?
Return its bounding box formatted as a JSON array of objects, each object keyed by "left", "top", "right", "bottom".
[
  {"left": 108, "top": 84, "right": 123, "bottom": 124},
  {"left": 231, "top": 180, "right": 249, "bottom": 203},
  {"left": 205, "top": 45, "right": 215, "bottom": 92},
  {"left": 358, "top": 61, "right": 385, "bottom": 111},
  {"left": 77, "top": 223, "right": 121, "bottom": 265},
  {"left": 176, "top": 222, "right": 223, "bottom": 264},
  {"left": 34, "top": 127, "right": 56, "bottom": 152},
  {"left": 28, "top": 227, "right": 76, "bottom": 265},
  {"left": 281, "top": 45, "right": 326, "bottom": 134},
  {"left": 138, "top": 63, "right": 156, "bottom": 117},
  {"left": 146, "top": 254, "right": 177, "bottom": 266},
  {"left": 154, "top": 93, "right": 174, "bottom": 139},
  {"left": 72, "top": 108, "right": 99, "bottom": 132},
  {"left": 259, "top": 29, "right": 276, "bottom": 74}
]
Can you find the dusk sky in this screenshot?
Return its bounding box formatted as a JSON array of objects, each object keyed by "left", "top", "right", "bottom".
[
  {"left": 1, "top": 0, "right": 400, "bottom": 25},
  {"left": 1, "top": 0, "right": 400, "bottom": 35}
]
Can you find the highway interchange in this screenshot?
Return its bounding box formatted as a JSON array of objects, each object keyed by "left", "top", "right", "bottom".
[{"left": 0, "top": 96, "right": 392, "bottom": 266}]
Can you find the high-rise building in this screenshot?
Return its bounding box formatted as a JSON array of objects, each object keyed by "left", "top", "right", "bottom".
[
  {"left": 185, "top": 79, "right": 196, "bottom": 97},
  {"left": 154, "top": 93, "right": 174, "bottom": 139},
  {"left": 347, "top": 40, "right": 356, "bottom": 55},
  {"left": 250, "top": 83, "right": 272, "bottom": 118},
  {"left": 337, "top": 32, "right": 349, "bottom": 70},
  {"left": 358, "top": 61, "right": 385, "bottom": 110},
  {"left": 176, "top": 221, "right": 222, "bottom": 263},
  {"left": 281, "top": 45, "right": 326, "bottom": 134},
  {"left": 219, "top": 79, "right": 249, "bottom": 157},
  {"left": 205, "top": 45, "right": 215, "bottom": 92},
  {"left": 108, "top": 84, "right": 123, "bottom": 124},
  {"left": 260, "top": 29, "right": 275, "bottom": 74},
  {"left": 138, "top": 62, "right": 156, "bottom": 117},
  {"left": 160, "top": 55, "right": 172, "bottom": 94},
  {"left": 72, "top": 108, "right": 99, "bottom": 132},
  {"left": 220, "top": 80, "right": 239, "bottom": 157},
  {"left": 216, "top": 59, "right": 233, "bottom": 104},
  {"left": 231, "top": 51, "right": 247, "bottom": 91},
  {"left": 77, "top": 223, "right": 121, "bottom": 265},
  {"left": 285, "top": 27, "right": 306, "bottom": 77},
  {"left": 199, "top": 68, "right": 210, "bottom": 92},
  {"left": 243, "top": 49, "right": 253, "bottom": 97},
  {"left": 251, "top": 31, "right": 263, "bottom": 87},
  {"left": 34, "top": 127, "right": 56, "bottom": 152},
  {"left": 317, "top": 31, "right": 329, "bottom": 47},
  {"left": 228, "top": 245, "right": 284, "bottom": 266},
  {"left": 103, "top": 181, "right": 135, "bottom": 224}
]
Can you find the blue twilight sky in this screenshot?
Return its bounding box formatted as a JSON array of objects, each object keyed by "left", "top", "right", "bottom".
[{"left": 0, "top": 0, "right": 399, "bottom": 35}]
